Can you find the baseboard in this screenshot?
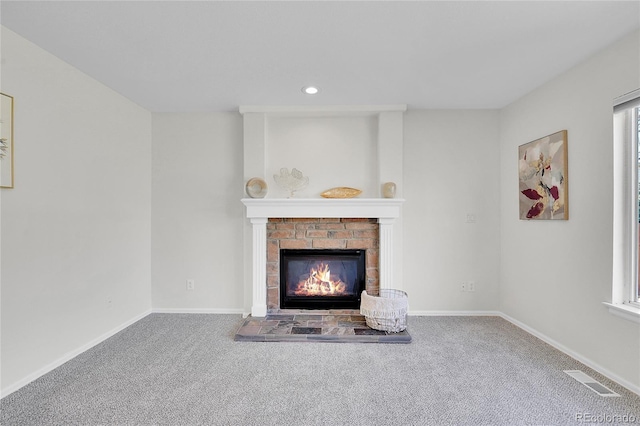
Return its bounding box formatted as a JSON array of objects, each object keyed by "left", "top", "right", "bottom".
[
  {"left": 409, "top": 310, "right": 501, "bottom": 316},
  {"left": 1, "top": 309, "right": 152, "bottom": 399},
  {"left": 499, "top": 312, "right": 640, "bottom": 397},
  {"left": 152, "top": 308, "right": 245, "bottom": 315}
]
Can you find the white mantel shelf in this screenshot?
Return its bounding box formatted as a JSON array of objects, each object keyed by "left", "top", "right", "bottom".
[
  {"left": 241, "top": 198, "right": 405, "bottom": 219},
  {"left": 242, "top": 198, "right": 404, "bottom": 317}
]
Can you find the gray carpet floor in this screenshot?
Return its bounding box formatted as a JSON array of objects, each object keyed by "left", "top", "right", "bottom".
[{"left": 1, "top": 314, "right": 639, "bottom": 425}]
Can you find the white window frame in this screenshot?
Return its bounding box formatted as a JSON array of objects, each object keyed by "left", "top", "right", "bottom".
[{"left": 607, "top": 89, "right": 640, "bottom": 323}]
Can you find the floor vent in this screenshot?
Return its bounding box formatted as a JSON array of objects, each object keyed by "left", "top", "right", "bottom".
[{"left": 564, "top": 370, "right": 620, "bottom": 397}]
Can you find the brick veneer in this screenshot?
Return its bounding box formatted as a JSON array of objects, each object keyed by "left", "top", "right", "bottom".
[{"left": 266, "top": 218, "right": 380, "bottom": 311}]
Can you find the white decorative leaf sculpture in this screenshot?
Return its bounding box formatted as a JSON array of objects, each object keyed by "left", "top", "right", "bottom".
[{"left": 273, "top": 168, "right": 309, "bottom": 198}]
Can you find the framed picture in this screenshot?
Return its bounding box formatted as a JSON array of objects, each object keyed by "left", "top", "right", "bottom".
[
  {"left": 1, "top": 93, "right": 14, "bottom": 188},
  {"left": 518, "top": 130, "right": 568, "bottom": 220}
]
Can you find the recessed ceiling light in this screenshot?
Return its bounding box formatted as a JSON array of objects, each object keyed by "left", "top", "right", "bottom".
[{"left": 302, "top": 86, "right": 319, "bottom": 95}]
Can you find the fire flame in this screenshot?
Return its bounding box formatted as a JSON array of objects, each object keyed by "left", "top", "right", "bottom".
[{"left": 294, "top": 262, "right": 347, "bottom": 296}]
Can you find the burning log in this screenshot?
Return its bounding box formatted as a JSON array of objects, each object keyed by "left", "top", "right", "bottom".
[{"left": 293, "top": 262, "right": 347, "bottom": 296}]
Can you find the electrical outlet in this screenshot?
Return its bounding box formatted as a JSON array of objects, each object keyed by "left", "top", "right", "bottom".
[
  {"left": 468, "top": 281, "right": 476, "bottom": 292},
  {"left": 186, "top": 279, "right": 195, "bottom": 291},
  {"left": 461, "top": 282, "right": 467, "bottom": 292},
  {"left": 466, "top": 213, "right": 477, "bottom": 223}
]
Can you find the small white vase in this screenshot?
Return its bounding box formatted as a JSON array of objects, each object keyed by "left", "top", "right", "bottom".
[{"left": 382, "top": 182, "right": 396, "bottom": 198}]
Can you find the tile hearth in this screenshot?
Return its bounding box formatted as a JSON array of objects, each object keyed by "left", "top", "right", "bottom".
[{"left": 234, "top": 311, "right": 411, "bottom": 343}]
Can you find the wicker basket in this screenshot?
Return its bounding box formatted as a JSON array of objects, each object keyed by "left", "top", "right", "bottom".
[{"left": 360, "top": 289, "right": 408, "bottom": 332}]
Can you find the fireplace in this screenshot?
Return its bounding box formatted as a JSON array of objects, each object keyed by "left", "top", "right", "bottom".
[
  {"left": 241, "top": 106, "right": 405, "bottom": 317},
  {"left": 241, "top": 198, "right": 403, "bottom": 317},
  {"left": 280, "top": 249, "right": 366, "bottom": 310}
]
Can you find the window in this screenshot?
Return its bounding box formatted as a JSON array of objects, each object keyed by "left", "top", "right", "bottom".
[
  {"left": 637, "top": 105, "right": 640, "bottom": 302},
  {"left": 609, "top": 89, "right": 640, "bottom": 322}
]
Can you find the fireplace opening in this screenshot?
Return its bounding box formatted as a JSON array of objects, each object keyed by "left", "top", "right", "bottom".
[{"left": 280, "top": 249, "right": 366, "bottom": 310}]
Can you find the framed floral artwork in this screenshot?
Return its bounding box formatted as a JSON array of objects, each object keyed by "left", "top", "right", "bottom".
[
  {"left": 1, "top": 93, "right": 14, "bottom": 188},
  {"left": 518, "top": 130, "right": 568, "bottom": 220}
]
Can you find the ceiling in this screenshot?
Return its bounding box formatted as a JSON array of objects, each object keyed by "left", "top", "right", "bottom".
[{"left": 1, "top": 1, "right": 639, "bottom": 112}]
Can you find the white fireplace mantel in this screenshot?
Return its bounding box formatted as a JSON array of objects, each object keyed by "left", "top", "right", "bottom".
[
  {"left": 242, "top": 198, "right": 404, "bottom": 317},
  {"left": 242, "top": 198, "right": 404, "bottom": 220}
]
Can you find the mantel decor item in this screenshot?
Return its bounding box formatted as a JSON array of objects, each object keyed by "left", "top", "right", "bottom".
[
  {"left": 382, "top": 182, "right": 396, "bottom": 198},
  {"left": 1, "top": 93, "right": 14, "bottom": 189},
  {"left": 273, "top": 168, "right": 308, "bottom": 198},
  {"left": 320, "top": 187, "right": 362, "bottom": 199},
  {"left": 245, "top": 177, "right": 268, "bottom": 198},
  {"left": 518, "top": 130, "right": 568, "bottom": 220}
]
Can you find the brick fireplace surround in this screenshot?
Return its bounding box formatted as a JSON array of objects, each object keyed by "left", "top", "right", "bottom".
[
  {"left": 242, "top": 198, "right": 403, "bottom": 317},
  {"left": 267, "top": 218, "right": 379, "bottom": 311}
]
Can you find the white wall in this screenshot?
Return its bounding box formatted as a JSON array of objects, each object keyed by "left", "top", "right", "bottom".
[
  {"left": 499, "top": 30, "right": 640, "bottom": 390},
  {"left": 151, "top": 113, "right": 244, "bottom": 311},
  {"left": 266, "top": 116, "right": 379, "bottom": 198},
  {"left": 153, "top": 109, "right": 502, "bottom": 315},
  {"left": 0, "top": 27, "right": 152, "bottom": 394},
  {"left": 403, "top": 110, "right": 501, "bottom": 312}
]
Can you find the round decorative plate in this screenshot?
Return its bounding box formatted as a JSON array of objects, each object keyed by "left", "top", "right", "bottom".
[{"left": 246, "top": 177, "right": 268, "bottom": 198}]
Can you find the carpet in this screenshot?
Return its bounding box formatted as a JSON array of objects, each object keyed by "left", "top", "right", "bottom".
[{"left": 1, "top": 314, "right": 638, "bottom": 425}]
